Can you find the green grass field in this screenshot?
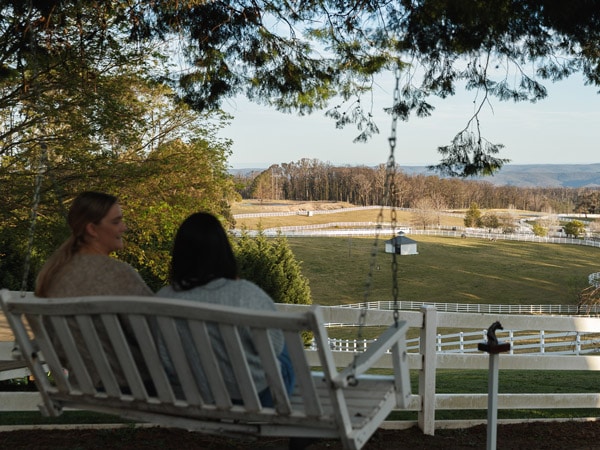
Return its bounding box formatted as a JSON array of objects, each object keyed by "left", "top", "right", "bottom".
[
  {"left": 287, "top": 235, "right": 597, "bottom": 307},
  {"left": 232, "top": 200, "right": 597, "bottom": 307}
]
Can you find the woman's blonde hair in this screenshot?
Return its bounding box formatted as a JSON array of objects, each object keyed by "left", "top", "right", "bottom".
[{"left": 35, "top": 191, "right": 118, "bottom": 297}]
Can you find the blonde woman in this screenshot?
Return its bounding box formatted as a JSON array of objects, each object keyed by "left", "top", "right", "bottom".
[
  {"left": 35, "top": 191, "right": 151, "bottom": 297},
  {"left": 35, "top": 191, "right": 153, "bottom": 392}
]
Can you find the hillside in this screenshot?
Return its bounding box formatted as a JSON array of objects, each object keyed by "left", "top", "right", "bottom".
[{"left": 401, "top": 163, "right": 600, "bottom": 188}]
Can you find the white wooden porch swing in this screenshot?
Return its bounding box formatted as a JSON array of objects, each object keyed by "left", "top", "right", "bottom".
[{"left": 0, "top": 71, "right": 412, "bottom": 450}]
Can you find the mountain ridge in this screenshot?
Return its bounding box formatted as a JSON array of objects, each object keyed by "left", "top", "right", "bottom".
[{"left": 400, "top": 163, "right": 600, "bottom": 188}]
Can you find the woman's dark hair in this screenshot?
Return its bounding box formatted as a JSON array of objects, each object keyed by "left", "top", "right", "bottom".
[{"left": 170, "top": 212, "right": 237, "bottom": 290}]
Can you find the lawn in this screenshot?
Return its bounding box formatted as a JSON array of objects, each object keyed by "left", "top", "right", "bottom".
[
  {"left": 287, "top": 235, "right": 597, "bottom": 307},
  {"left": 231, "top": 200, "right": 597, "bottom": 307}
]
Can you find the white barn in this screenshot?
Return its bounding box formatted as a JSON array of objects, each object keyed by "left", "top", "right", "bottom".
[{"left": 385, "top": 233, "right": 418, "bottom": 255}]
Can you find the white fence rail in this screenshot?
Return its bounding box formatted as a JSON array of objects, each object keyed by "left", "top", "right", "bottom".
[
  {"left": 336, "top": 300, "right": 600, "bottom": 315},
  {"left": 279, "top": 304, "right": 600, "bottom": 434},
  {"left": 322, "top": 329, "right": 600, "bottom": 355},
  {"left": 232, "top": 224, "right": 600, "bottom": 247}
]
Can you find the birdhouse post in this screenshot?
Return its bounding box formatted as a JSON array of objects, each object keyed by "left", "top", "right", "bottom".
[{"left": 478, "top": 321, "right": 511, "bottom": 450}]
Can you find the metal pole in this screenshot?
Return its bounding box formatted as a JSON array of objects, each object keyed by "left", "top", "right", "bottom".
[
  {"left": 486, "top": 353, "right": 500, "bottom": 450},
  {"left": 478, "top": 321, "right": 510, "bottom": 450}
]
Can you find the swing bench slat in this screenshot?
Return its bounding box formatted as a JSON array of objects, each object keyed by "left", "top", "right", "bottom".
[{"left": 0, "top": 289, "right": 411, "bottom": 450}]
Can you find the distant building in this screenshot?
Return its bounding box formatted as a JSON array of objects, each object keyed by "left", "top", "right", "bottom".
[{"left": 384, "top": 233, "right": 418, "bottom": 255}]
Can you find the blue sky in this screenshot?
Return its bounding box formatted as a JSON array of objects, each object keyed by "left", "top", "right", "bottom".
[{"left": 221, "top": 73, "right": 600, "bottom": 169}]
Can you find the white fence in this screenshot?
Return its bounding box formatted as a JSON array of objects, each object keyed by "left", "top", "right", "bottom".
[
  {"left": 323, "top": 329, "right": 600, "bottom": 355},
  {"left": 337, "top": 299, "right": 600, "bottom": 315},
  {"left": 232, "top": 224, "right": 600, "bottom": 247},
  {"left": 415, "top": 229, "right": 600, "bottom": 248},
  {"left": 279, "top": 304, "right": 600, "bottom": 434}
]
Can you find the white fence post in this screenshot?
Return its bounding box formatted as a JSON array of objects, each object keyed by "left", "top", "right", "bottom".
[{"left": 419, "top": 305, "right": 437, "bottom": 436}]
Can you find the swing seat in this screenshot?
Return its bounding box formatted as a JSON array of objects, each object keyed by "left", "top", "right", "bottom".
[{"left": 0, "top": 289, "right": 411, "bottom": 450}]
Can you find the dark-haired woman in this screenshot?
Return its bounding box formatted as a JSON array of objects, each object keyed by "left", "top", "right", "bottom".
[{"left": 157, "top": 212, "right": 295, "bottom": 407}]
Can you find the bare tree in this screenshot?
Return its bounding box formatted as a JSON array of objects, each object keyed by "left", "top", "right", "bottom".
[
  {"left": 578, "top": 284, "right": 600, "bottom": 314},
  {"left": 411, "top": 197, "right": 438, "bottom": 230}
]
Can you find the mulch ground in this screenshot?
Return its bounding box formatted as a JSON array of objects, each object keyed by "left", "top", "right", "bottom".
[
  {"left": 1, "top": 420, "right": 600, "bottom": 449},
  {"left": 3, "top": 313, "right": 600, "bottom": 448}
]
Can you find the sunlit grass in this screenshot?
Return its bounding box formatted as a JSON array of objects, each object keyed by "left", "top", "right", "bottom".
[{"left": 287, "top": 235, "right": 597, "bottom": 307}]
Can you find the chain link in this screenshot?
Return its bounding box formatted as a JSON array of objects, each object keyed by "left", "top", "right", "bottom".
[{"left": 388, "top": 67, "right": 401, "bottom": 325}]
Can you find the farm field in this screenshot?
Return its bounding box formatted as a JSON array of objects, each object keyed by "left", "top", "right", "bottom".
[
  {"left": 286, "top": 235, "right": 597, "bottom": 307},
  {"left": 230, "top": 199, "right": 600, "bottom": 342},
  {"left": 231, "top": 199, "right": 466, "bottom": 229}
]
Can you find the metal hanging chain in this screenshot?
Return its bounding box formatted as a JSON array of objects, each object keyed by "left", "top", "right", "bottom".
[
  {"left": 388, "top": 67, "right": 401, "bottom": 326},
  {"left": 347, "top": 68, "right": 402, "bottom": 386},
  {"left": 21, "top": 143, "right": 48, "bottom": 296},
  {"left": 360, "top": 66, "right": 401, "bottom": 329}
]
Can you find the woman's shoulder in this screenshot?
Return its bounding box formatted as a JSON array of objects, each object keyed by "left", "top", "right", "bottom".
[
  {"left": 217, "top": 278, "right": 267, "bottom": 295},
  {"left": 232, "top": 278, "right": 262, "bottom": 290},
  {"left": 73, "top": 253, "right": 136, "bottom": 273},
  {"left": 157, "top": 279, "right": 274, "bottom": 308},
  {"left": 73, "top": 253, "right": 122, "bottom": 265},
  {"left": 47, "top": 254, "right": 151, "bottom": 297},
  {"left": 196, "top": 277, "right": 260, "bottom": 291},
  {"left": 228, "top": 279, "right": 276, "bottom": 308}
]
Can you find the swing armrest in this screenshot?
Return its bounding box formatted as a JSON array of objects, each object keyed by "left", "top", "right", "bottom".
[{"left": 334, "top": 320, "right": 408, "bottom": 387}]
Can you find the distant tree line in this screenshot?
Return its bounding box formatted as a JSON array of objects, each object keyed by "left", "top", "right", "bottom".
[
  {"left": 235, "top": 158, "right": 600, "bottom": 214},
  {"left": 235, "top": 159, "right": 600, "bottom": 214}
]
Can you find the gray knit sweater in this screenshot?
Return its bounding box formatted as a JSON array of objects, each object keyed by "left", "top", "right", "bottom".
[{"left": 157, "top": 278, "right": 284, "bottom": 401}]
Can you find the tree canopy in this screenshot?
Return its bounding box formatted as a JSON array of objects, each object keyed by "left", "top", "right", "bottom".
[
  {"left": 2, "top": 0, "right": 600, "bottom": 289},
  {"left": 4, "top": 0, "right": 599, "bottom": 176},
  {"left": 0, "top": 1, "right": 243, "bottom": 290}
]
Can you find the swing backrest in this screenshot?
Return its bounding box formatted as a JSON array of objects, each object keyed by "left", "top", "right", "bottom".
[
  {"left": 0, "top": 289, "right": 411, "bottom": 449},
  {"left": 1, "top": 290, "right": 410, "bottom": 435}
]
